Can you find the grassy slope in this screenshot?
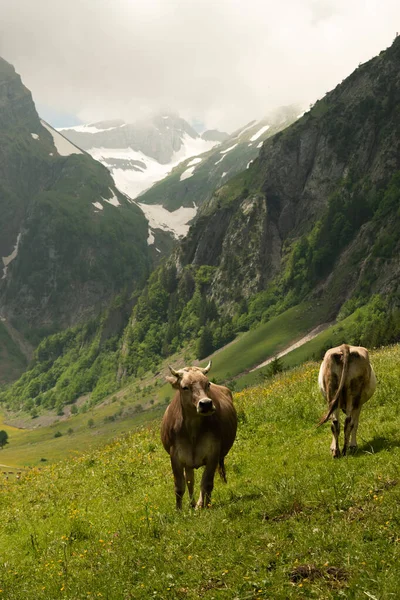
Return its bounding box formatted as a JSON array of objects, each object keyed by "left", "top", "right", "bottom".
[
  {"left": 206, "top": 302, "right": 325, "bottom": 382},
  {"left": 236, "top": 310, "right": 361, "bottom": 390},
  {"left": 0, "top": 345, "right": 400, "bottom": 598},
  {"left": 0, "top": 400, "right": 165, "bottom": 468},
  {"left": 236, "top": 303, "right": 393, "bottom": 390}
]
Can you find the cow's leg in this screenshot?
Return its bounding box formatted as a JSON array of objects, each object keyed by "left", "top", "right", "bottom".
[
  {"left": 343, "top": 402, "right": 361, "bottom": 456},
  {"left": 171, "top": 456, "right": 185, "bottom": 510},
  {"left": 343, "top": 397, "right": 361, "bottom": 456},
  {"left": 349, "top": 409, "right": 361, "bottom": 452},
  {"left": 343, "top": 415, "right": 352, "bottom": 457},
  {"left": 326, "top": 373, "right": 340, "bottom": 458},
  {"left": 330, "top": 408, "right": 340, "bottom": 458},
  {"left": 196, "top": 460, "right": 218, "bottom": 509},
  {"left": 185, "top": 467, "right": 196, "bottom": 507}
]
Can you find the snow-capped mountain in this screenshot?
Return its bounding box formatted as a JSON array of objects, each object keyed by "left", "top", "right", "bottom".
[
  {"left": 59, "top": 114, "right": 225, "bottom": 203},
  {"left": 59, "top": 109, "right": 301, "bottom": 244},
  {"left": 137, "top": 105, "right": 303, "bottom": 221}
]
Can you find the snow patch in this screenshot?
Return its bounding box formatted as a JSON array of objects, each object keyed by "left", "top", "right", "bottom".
[
  {"left": 59, "top": 124, "right": 126, "bottom": 134},
  {"left": 250, "top": 125, "right": 270, "bottom": 142},
  {"left": 186, "top": 157, "right": 202, "bottom": 167},
  {"left": 147, "top": 229, "right": 155, "bottom": 245},
  {"left": 257, "top": 141, "right": 263, "bottom": 148},
  {"left": 138, "top": 203, "right": 197, "bottom": 239},
  {"left": 220, "top": 143, "right": 238, "bottom": 154},
  {"left": 2, "top": 232, "right": 21, "bottom": 279},
  {"left": 215, "top": 155, "right": 225, "bottom": 166},
  {"left": 235, "top": 120, "right": 258, "bottom": 139},
  {"left": 88, "top": 134, "right": 217, "bottom": 201},
  {"left": 247, "top": 160, "right": 254, "bottom": 169},
  {"left": 297, "top": 112, "right": 306, "bottom": 119},
  {"left": 41, "top": 120, "right": 83, "bottom": 156},
  {"left": 248, "top": 143, "right": 253, "bottom": 147},
  {"left": 92, "top": 202, "right": 103, "bottom": 211},
  {"left": 180, "top": 167, "right": 195, "bottom": 181},
  {"left": 173, "top": 133, "right": 217, "bottom": 162},
  {"left": 221, "top": 172, "right": 227, "bottom": 178},
  {"left": 102, "top": 188, "right": 121, "bottom": 207},
  {"left": 31, "top": 133, "right": 39, "bottom": 140}
]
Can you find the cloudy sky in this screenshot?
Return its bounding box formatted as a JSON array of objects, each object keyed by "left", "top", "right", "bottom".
[{"left": 0, "top": 0, "right": 399, "bottom": 131}]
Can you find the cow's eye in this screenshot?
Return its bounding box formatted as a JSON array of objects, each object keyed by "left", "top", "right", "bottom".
[{"left": 206, "top": 382, "right": 211, "bottom": 388}]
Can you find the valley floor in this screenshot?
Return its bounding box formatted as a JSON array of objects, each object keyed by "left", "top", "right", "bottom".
[{"left": 0, "top": 344, "right": 399, "bottom": 598}]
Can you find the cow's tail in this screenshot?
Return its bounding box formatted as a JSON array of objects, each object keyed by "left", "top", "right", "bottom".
[
  {"left": 218, "top": 457, "right": 227, "bottom": 483},
  {"left": 318, "top": 344, "right": 350, "bottom": 427}
]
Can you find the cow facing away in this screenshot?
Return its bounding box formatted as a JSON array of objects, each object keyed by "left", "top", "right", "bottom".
[
  {"left": 318, "top": 344, "right": 376, "bottom": 457},
  {"left": 161, "top": 361, "right": 237, "bottom": 509}
]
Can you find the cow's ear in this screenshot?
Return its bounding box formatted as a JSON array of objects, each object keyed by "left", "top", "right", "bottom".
[{"left": 166, "top": 375, "right": 180, "bottom": 388}]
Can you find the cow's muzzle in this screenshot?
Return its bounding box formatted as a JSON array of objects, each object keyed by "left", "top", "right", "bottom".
[{"left": 197, "top": 399, "right": 215, "bottom": 415}]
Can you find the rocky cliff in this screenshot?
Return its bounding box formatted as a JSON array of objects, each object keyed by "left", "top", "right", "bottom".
[{"left": 175, "top": 36, "right": 400, "bottom": 313}]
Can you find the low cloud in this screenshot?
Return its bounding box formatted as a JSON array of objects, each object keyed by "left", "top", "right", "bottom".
[{"left": 0, "top": 0, "right": 399, "bottom": 130}]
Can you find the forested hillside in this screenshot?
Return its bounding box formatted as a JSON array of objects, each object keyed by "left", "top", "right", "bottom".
[{"left": 0, "top": 57, "right": 150, "bottom": 354}]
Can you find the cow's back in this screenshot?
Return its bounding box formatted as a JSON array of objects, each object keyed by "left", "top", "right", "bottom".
[{"left": 320, "top": 344, "right": 376, "bottom": 403}]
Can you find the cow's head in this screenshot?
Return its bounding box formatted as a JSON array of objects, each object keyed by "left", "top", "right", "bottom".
[{"left": 166, "top": 361, "right": 215, "bottom": 416}]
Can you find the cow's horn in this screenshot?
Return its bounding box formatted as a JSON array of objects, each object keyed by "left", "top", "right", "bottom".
[
  {"left": 168, "top": 365, "right": 181, "bottom": 377},
  {"left": 202, "top": 360, "right": 212, "bottom": 374}
]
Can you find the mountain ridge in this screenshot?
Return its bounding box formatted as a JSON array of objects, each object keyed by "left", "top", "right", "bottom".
[{"left": 0, "top": 56, "right": 151, "bottom": 353}]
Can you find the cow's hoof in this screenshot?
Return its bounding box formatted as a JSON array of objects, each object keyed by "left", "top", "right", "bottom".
[
  {"left": 331, "top": 448, "right": 341, "bottom": 458},
  {"left": 348, "top": 445, "right": 358, "bottom": 454}
]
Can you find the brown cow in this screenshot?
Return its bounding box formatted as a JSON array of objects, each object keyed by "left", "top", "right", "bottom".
[
  {"left": 161, "top": 361, "right": 237, "bottom": 509},
  {"left": 318, "top": 344, "right": 377, "bottom": 457}
]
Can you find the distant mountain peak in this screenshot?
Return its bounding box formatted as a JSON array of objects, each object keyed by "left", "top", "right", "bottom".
[{"left": 58, "top": 112, "right": 221, "bottom": 201}]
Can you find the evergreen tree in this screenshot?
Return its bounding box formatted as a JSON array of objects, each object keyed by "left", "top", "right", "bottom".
[
  {"left": 197, "top": 327, "right": 214, "bottom": 360},
  {"left": 0, "top": 430, "right": 9, "bottom": 449}
]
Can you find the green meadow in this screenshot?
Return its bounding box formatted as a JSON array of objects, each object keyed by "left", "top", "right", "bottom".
[
  {"left": 0, "top": 344, "right": 400, "bottom": 598},
  {"left": 0, "top": 299, "right": 382, "bottom": 467},
  {"left": 0, "top": 402, "right": 164, "bottom": 469}
]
